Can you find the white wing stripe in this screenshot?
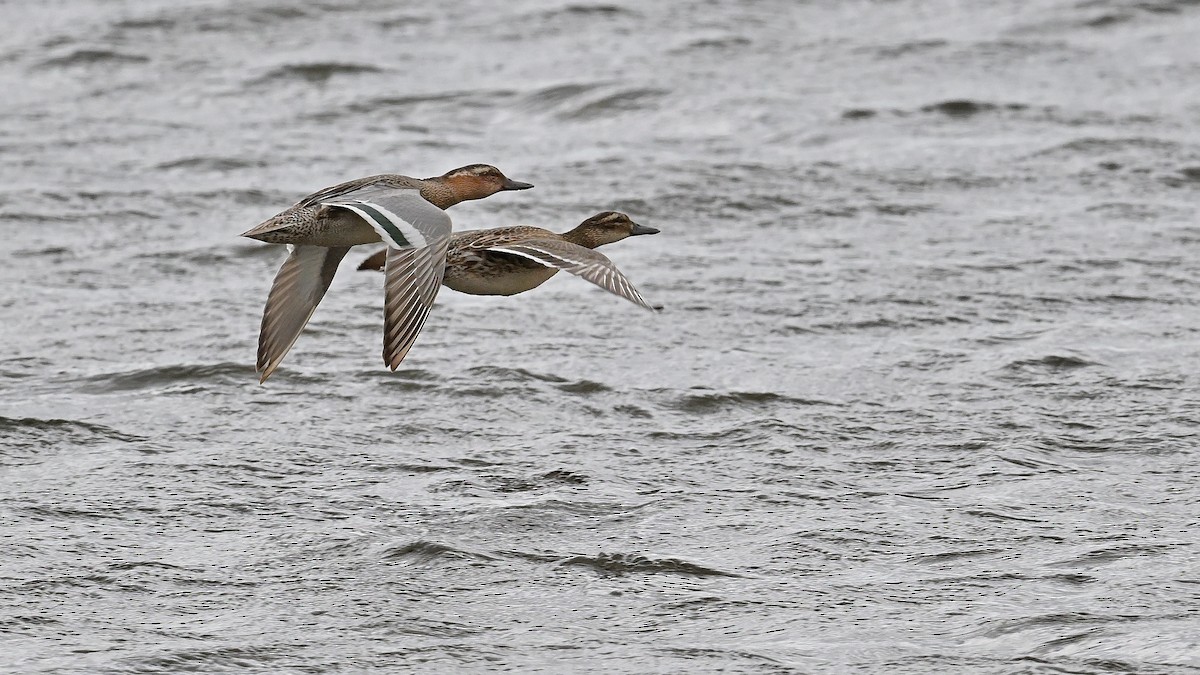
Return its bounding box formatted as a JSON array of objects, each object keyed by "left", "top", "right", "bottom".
[
  {"left": 322, "top": 200, "right": 428, "bottom": 249},
  {"left": 489, "top": 246, "right": 591, "bottom": 268},
  {"left": 486, "top": 242, "right": 656, "bottom": 311}
]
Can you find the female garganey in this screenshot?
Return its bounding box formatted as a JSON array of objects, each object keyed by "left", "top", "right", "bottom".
[{"left": 356, "top": 212, "right": 659, "bottom": 310}]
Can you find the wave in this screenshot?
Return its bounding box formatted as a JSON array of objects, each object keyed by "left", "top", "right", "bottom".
[
  {"left": 921, "top": 99, "right": 1029, "bottom": 117},
  {"left": 522, "top": 82, "right": 608, "bottom": 108},
  {"left": 667, "top": 390, "right": 840, "bottom": 414},
  {"left": 867, "top": 39, "right": 949, "bottom": 58},
  {"left": 452, "top": 366, "right": 613, "bottom": 397},
  {"left": 0, "top": 416, "right": 143, "bottom": 461},
  {"left": 845, "top": 101, "right": 1159, "bottom": 128},
  {"left": 113, "top": 645, "right": 291, "bottom": 672},
  {"left": 382, "top": 540, "right": 498, "bottom": 565},
  {"left": 312, "top": 89, "right": 515, "bottom": 120},
  {"left": 647, "top": 419, "right": 807, "bottom": 447},
  {"left": 464, "top": 365, "right": 568, "bottom": 383},
  {"left": 533, "top": 4, "right": 640, "bottom": 21},
  {"left": 78, "top": 362, "right": 255, "bottom": 393},
  {"left": 671, "top": 34, "right": 753, "bottom": 52},
  {"left": 1001, "top": 355, "right": 1100, "bottom": 372},
  {"left": 1048, "top": 543, "right": 1186, "bottom": 569},
  {"left": 109, "top": 4, "right": 313, "bottom": 36},
  {"left": 556, "top": 87, "right": 670, "bottom": 121},
  {"left": 554, "top": 552, "right": 740, "bottom": 577},
  {"left": 252, "top": 62, "right": 384, "bottom": 85},
  {"left": 1029, "top": 136, "right": 1181, "bottom": 159},
  {"left": 36, "top": 49, "right": 148, "bottom": 68},
  {"left": 154, "top": 156, "right": 266, "bottom": 171},
  {"left": 555, "top": 379, "right": 611, "bottom": 395}
]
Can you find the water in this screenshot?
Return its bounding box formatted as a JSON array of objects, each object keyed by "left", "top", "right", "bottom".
[{"left": 3, "top": 0, "right": 1200, "bottom": 672}]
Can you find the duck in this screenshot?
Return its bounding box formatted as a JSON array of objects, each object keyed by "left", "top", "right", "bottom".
[
  {"left": 240, "top": 164, "right": 533, "bottom": 383},
  {"left": 355, "top": 211, "right": 660, "bottom": 309}
]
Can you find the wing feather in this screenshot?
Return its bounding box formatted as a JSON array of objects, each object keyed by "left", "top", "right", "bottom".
[
  {"left": 257, "top": 245, "right": 350, "bottom": 382},
  {"left": 297, "top": 174, "right": 396, "bottom": 208},
  {"left": 382, "top": 236, "right": 451, "bottom": 369},
  {"left": 486, "top": 239, "right": 658, "bottom": 311}
]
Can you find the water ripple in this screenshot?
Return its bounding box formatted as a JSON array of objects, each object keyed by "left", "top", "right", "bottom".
[
  {"left": 3, "top": 0, "right": 1200, "bottom": 671},
  {"left": 252, "top": 62, "right": 385, "bottom": 85},
  {"left": 382, "top": 540, "right": 499, "bottom": 565},
  {"left": 78, "top": 362, "right": 255, "bottom": 393},
  {"left": 0, "top": 416, "right": 143, "bottom": 460},
  {"left": 554, "top": 552, "right": 741, "bottom": 578}
]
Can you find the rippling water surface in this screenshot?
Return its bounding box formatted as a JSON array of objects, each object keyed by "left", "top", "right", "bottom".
[{"left": 3, "top": 0, "right": 1200, "bottom": 672}]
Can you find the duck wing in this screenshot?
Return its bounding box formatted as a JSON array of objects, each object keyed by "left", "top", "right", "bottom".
[
  {"left": 485, "top": 239, "right": 657, "bottom": 311},
  {"left": 357, "top": 227, "right": 552, "bottom": 272},
  {"left": 244, "top": 175, "right": 427, "bottom": 243},
  {"left": 381, "top": 238, "right": 451, "bottom": 369},
  {"left": 319, "top": 189, "right": 454, "bottom": 370},
  {"left": 297, "top": 173, "right": 418, "bottom": 208},
  {"left": 257, "top": 245, "right": 351, "bottom": 383}
]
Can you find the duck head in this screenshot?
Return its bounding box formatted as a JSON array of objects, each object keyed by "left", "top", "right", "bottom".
[
  {"left": 571, "top": 211, "right": 659, "bottom": 248},
  {"left": 434, "top": 164, "right": 534, "bottom": 201}
]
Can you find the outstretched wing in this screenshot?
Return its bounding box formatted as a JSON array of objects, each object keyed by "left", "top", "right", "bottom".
[
  {"left": 383, "top": 236, "right": 451, "bottom": 370},
  {"left": 257, "top": 245, "right": 351, "bottom": 383},
  {"left": 486, "top": 239, "right": 657, "bottom": 311}
]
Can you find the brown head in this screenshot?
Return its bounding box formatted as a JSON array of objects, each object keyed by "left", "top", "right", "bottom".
[
  {"left": 430, "top": 164, "right": 534, "bottom": 203},
  {"left": 565, "top": 211, "right": 659, "bottom": 249}
]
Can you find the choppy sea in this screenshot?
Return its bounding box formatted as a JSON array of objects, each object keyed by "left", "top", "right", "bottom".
[{"left": 3, "top": 0, "right": 1200, "bottom": 672}]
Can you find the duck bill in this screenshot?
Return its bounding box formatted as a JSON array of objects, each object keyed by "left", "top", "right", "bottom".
[
  {"left": 629, "top": 223, "right": 659, "bottom": 236},
  {"left": 501, "top": 178, "right": 534, "bottom": 191}
]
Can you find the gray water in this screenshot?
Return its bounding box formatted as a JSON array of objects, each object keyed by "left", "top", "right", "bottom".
[{"left": 3, "top": 0, "right": 1200, "bottom": 672}]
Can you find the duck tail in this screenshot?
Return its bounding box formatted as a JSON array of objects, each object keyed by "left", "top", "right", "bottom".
[{"left": 240, "top": 217, "right": 292, "bottom": 243}]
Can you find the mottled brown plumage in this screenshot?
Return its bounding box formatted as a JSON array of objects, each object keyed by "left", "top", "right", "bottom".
[{"left": 356, "top": 212, "right": 659, "bottom": 309}]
